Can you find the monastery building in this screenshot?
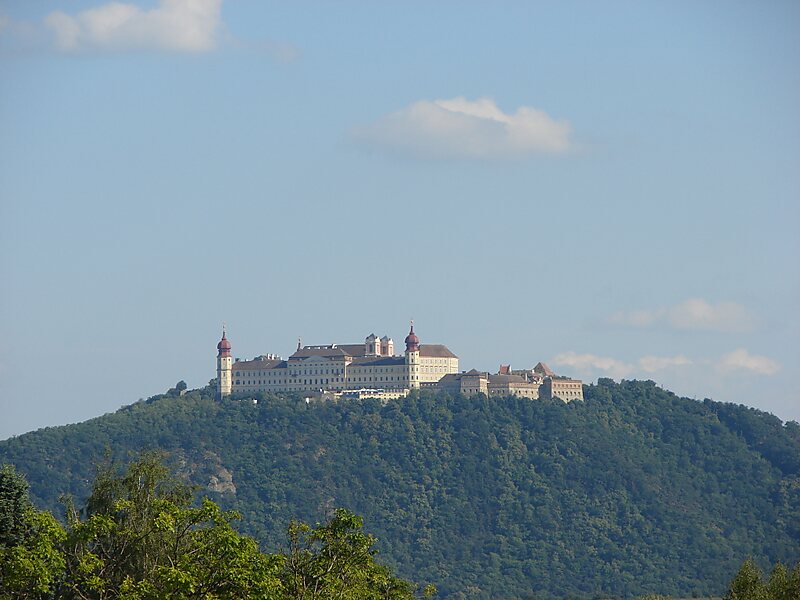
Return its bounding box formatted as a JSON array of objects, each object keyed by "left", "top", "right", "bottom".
[
  {"left": 215, "top": 324, "right": 583, "bottom": 402},
  {"left": 216, "top": 323, "right": 458, "bottom": 398}
]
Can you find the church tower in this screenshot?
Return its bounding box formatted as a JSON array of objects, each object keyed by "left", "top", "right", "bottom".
[
  {"left": 404, "top": 321, "right": 420, "bottom": 389},
  {"left": 216, "top": 327, "right": 232, "bottom": 399}
]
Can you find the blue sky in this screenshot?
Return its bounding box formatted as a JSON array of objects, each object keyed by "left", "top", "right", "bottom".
[{"left": 1, "top": 1, "right": 798, "bottom": 439}]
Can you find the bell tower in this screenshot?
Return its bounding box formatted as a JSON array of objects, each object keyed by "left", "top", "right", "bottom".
[
  {"left": 404, "top": 321, "right": 420, "bottom": 389},
  {"left": 216, "top": 326, "right": 232, "bottom": 399}
]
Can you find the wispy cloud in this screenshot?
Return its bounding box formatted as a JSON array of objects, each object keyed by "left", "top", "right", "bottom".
[
  {"left": 638, "top": 355, "right": 693, "bottom": 372},
  {"left": 353, "top": 97, "right": 574, "bottom": 160},
  {"left": 717, "top": 349, "right": 780, "bottom": 375},
  {"left": 551, "top": 351, "right": 693, "bottom": 379},
  {"left": 608, "top": 298, "right": 756, "bottom": 333},
  {"left": 44, "top": 0, "right": 222, "bottom": 53},
  {"left": 553, "top": 348, "right": 780, "bottom": 381}
]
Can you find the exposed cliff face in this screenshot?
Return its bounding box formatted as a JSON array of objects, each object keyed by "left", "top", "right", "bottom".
[
  {"left": 206, "top": 458, "right": 236, "bottom": 494},
  {"left": 176, "top": 450, "right": 236, "bottom": 495}
]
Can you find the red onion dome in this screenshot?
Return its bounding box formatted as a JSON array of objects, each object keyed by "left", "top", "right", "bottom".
[
  {"left": 404, "top": 323, "right": 420, "bottom": 352},
  {"left": 217, "top": 331, "right": 231, "bottom": 355}
]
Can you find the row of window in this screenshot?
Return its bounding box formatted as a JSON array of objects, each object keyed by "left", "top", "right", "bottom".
[
  {"left": 234, "top": 373, "right": 426, "bottom": 387},
  {"left": 232, "top": 360, "right": 455, "bottom": 380}
]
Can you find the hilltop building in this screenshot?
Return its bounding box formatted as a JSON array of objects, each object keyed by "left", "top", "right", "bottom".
[
  {"left": 215, "top": 327, "right": 583, "bottom": 402},
  {"left": 216, "top": 323, "right": 458, "bottom": 399},
  {"left": 436, "top": 361, "right": 583, "bottom": 402},
  {"left": 540, "top": 377, "right": 584, "bottom": 402},
  {"left": 438, "top": 369, "right": 541, "bottom": 399}
]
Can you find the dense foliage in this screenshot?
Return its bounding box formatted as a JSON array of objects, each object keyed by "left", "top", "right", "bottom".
[
  {"left": 723, "top": 557, "right": 800, "bottom": 600},
  {"left": 0, "top": 455, "right": 420, "bottom": 599},
  {"left": 1, "top": 380, "right": 798, "bottom": 598}
]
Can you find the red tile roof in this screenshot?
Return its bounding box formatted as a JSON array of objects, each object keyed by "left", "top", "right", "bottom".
[{"left": 534, "top": 362, "right": 555, "bottom": 377}]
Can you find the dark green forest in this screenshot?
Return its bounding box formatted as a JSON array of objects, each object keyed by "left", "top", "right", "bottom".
[{"left": 1, "top": 380, "right": 798, "bottom": 599}]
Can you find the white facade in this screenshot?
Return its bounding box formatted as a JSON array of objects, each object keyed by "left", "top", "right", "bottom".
[
  {"left": 216, "top": 329, "right": 233, "bottom": 399},
  {"left": 217, "top": 325, "right": 459, "bottom": 397}
]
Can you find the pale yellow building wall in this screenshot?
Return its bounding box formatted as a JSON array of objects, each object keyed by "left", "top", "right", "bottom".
[
  {"left": 228, "top": 342, "right": 458, "bottom": 396},
  {"left": 217, "top": 355, "right": 232, "bottom": 397},
  {"left": 407, "top": 350, "right": 420, "bottom": 389},
  {"left": 460, "top": 374, "right": 488, "bottom": 396},
  {"left": 231, "top": 356, "right": 349, "bottom": 395},
  {"left": 488, "top": 383, "right": 539, "bottom": 399},
  {"left": 546, "top": 379, "right": 584, "bottom": 402},
  {"left": 344, "top": 363, "right": 408, "bottom": 389},
  {"left": 418, "top": 356, "right": 459, "bottom": 384}
]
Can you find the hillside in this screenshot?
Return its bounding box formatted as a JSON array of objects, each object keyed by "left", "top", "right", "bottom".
[{"left": 1, "top": 380, "right": 798, "bottom": 599}]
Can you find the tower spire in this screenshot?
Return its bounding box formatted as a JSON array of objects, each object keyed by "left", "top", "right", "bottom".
[
  {"left": 217, "top": 327, "right": 232, "bottom": 357},
  {"left": 216, "top": 325, "right": 233, "bottom": 399},
  {"left": 404, "top": 320, "right": 420, "bottom": 353}
]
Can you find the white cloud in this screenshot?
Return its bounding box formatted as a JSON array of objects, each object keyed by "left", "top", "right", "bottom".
[
  {"left": 552, "top": 351, "right": 694, "bottom": 380},
  {"left": 717, "top": 349, "right": 780, "bottom": 376},
  {"left": 553, "top": 347, "right": 780, "bottom": 383},
  {"left": 44, "top": 0, "right": 222, "bottom": 53},
  {"left": 609, "top": 298, "right": 756, "bottom": 333},
  {"left": 353, "top": 97, "right": 574, "bottom": 160},
  {"left": 551, "top": 352, "right": 633, "bottom": 379},
  {"left": 638, "top": 355, "right": 693, "bottom": 372}
]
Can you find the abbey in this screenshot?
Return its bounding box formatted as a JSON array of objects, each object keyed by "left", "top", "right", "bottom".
[
  {"left": 216, "top": 323, "right": 459, "bottom": 399},
  {"left": 216, "top": 323, "right": 584, "bottom": 402}
]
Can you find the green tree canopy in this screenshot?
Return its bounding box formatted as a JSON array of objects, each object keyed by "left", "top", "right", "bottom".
[
  {"left": 2, "top": 380, "right": 799, "bottom": 598},
  {"left": 724, "top": 558, "right": 800, "bottom": 600},
  {"left": 0, "top": 464, "right": 66, "bottom": 599},
  {"left": 0, "top": 455, "right": 420, "bottom": 599}
]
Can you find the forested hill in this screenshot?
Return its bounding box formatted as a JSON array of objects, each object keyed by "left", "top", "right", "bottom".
[{"left": 1, "top": 380, "right": 799, "bottom": 599}]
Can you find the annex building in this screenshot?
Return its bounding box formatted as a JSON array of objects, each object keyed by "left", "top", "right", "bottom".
[
  {"left": 436, "top": 362, "right": 584, "bottom": 402},
  {"left": 216, "top": 323, "right": 459, "bottom": 398}
]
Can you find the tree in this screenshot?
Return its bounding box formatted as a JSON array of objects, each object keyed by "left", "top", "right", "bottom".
[
  {"left": 167, "top": 381, "right": 188, "bottom": 397},
  {"left": 725, "top": 558, "right": 767, "bottom": 600},
  {"left": 723, "top": 558, "right": 800, "bottom": 600},
  {"left": 0, "top": 464, "right": 32, "bottom": 548},
  {"left": 1, "top": 454, "right": 422, "bottom": 599},
  {"left": 765, "top": 562, "right": 800, "bottom": 600},
  {"left": 281, "top": 508, "right": 415, "bottom": 600},
  {"left": 0, "top": 464, "right": 66, "bottom": 599},
  {"left": 113, "top": 499, "right": 282, "bottom": 599},
  {"left": 62, "top": 452, "right": 283, "bottom": 599}
]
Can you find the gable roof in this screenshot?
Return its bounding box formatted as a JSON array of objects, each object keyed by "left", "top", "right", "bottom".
[
  {"left": 419, "top": 344, "right": 458, "bottom": 358},
  {"left": 336, "top": 344, "right": 367, "bottom": 357},
  {"left": 488, "top": 373, "right": 533, "bottom": 385},
  {"left": 533, "top": 362, "right": 555, "bottom": 377},
  {"left": 290, "top": 346, "right": 349, "bottom": 360},
  {"left": 438, "top": 373, "right": 462, "bottom": 383}
]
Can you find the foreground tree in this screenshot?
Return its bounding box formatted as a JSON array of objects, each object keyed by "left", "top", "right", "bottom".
[
  {"left": 724, "top": 558, "right": 800, "bottom": 600},
  {"left": 1, "top": 455, "right": 422, "bottom": 599},
  {"left": 0, "top": 465, "right": 66, "bottom": 598},
  {"left": 282, "top": 508, "right": 417, "bottom": 600},
  {"left": 61, "top": 452, "right": 282, "bottom": 599}
]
